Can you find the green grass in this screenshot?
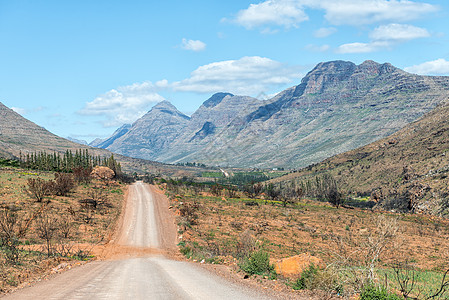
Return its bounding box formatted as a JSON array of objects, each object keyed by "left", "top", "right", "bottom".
[
  {"left": 202, "top": 172, "right": 224, "bottom": 178},
  {"left": 377, "top": 267, "right": 449, "bottom": 297}
]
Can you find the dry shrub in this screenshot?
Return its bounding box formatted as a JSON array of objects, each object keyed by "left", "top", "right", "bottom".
[
  {"left": 73, "top": 167, "right": 92, "bottom": 184},
  {"left": 0, "top": 208, "right": 20, "bottom": 263},
  {"left": 236, "top": 229, "right": 257, "bottom": 259},
  {"left": 179, "top": 201, "right": 200, "bottom": 226},
  {"left": 25, "top": 178, "right": 52, "bottom": 202},
  {"left": 50, "top": 173, "right": 75, "bottom": 196},
  {"left": 35, "top": 211, "right": 59, "bottom": 257},
  {"left": 329, "top": 214, "right": 400, "bottom": 295}
]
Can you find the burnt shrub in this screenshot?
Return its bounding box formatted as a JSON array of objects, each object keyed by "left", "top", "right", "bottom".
[{"left": 50, "top": 173, "right": 75, "bottom": 196}]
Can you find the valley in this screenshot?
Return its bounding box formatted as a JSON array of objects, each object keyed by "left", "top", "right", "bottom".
[
  {"left": 2, "top": 59, "right": 449, "bottom": 298},
  {"left": 94, "top": 60, "right": 449, "bottom": 169}
]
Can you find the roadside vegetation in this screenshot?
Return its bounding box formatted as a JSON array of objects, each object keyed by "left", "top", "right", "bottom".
[
  {"left": 156, "top": 176, "right": 449, "bottom": 299},
  {"left": 0, "top": 152, "right": 133, "bottom": 293}
]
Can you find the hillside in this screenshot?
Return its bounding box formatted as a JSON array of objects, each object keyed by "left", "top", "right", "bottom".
[
  {"left": 272, "top": 99, "right": 449, "bottom": 215},
  {"left": 0, "top": 102, "right": 209, "bottom": 176},
  {"left": 99, "top": 60, "right": 449, "bottom": 168},
  {"left": 105, "top": 100, "right": 191, "bottom": 160}
]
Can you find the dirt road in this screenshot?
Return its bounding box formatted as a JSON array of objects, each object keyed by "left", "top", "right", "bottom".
[{"left": 3, "top": 182, "right": 275, "bottom": 300}]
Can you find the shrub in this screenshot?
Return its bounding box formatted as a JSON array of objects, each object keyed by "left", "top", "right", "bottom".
[
  {"left": 0, "top": 209, "right": 20, "bottom": 263},
  {"left": 293, "top": 264, "right": 319, "bottom": 290},
  {"left": 51, "top": 173, "right": 75, "bottom": 196},
  {"left": 72, "top": 167, "right": 92, "bottom": 184},
  {"left": 240, "top": 250, "right": 274, "bottom": 276},
  {"left": 235, "top": 229, "right": 257, "bottom": 259},
  {"left": 179, "top": 201, "right": 200, "bottom": 226},
  {"left": 360, "top": 284, "right": 401, "bottom": 300},
  {"left": 292, "top": 264, "right": 342, "bottom": 293},
  {"left": 25, "top": 178, "right": 51, "bottom": 202},
  {"left": 35, "top": 211, "right": 59, "bottom": 257}
]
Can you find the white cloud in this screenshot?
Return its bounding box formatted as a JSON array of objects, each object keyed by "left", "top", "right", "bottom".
[
  {"left": 405, "top": 59, "right": 449, "bottom": 75},
  {"left": 370, "top": 23, "right": 429, "bottom": 42},
  {"left": 229, "top": 0, "right": 308, "bottom": 30},
  {"left": 337, "top": 42, "right": 382, "bottom": 53},
  {"left": 181, "top": 38, "right": 206, "bottom": 51},
  {"left": 337, "top": 23, "right": 429, "bottom": 53},
  {"left": 81, "top": 56, "right": 304, "bottom": 127},
  {"left": 11, "top": 107, "right": 26, "bottom": 115},
  {"left": 228, "top": 0, "right": 437, "bottom": 30},
  {"left": 79, "top": 81, "right": 165, "bottom": 127},
  {"left": 319, "top": 0, "right": 438, "bottom": 26},
  {"left": 314, "top": 27, "right": 337, "bottom": 38},
  {"left": 305, "top": 44, "right": 330, "bottom": 52},
  {"left": 171, "top": 56, "right": 303, "bottom": 95}
]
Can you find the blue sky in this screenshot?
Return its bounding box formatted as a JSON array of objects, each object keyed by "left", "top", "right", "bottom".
[{"left": 1, "top": 0, "right": 449, "bottom": 142}]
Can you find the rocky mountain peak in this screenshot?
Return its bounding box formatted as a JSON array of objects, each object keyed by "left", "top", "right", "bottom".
[
  {"left": 95, "top": 60, "right": 449, "bottom": 169},
  {"left": 357, "top": 60, "right": 381, "bottom": 75},
  {"left": 143, "top": 100, "right": 190, "bottom": 121},
  {"left": 202, "top": 92, "right": 234, "bottom": 108},
  {"left": 300, "top": 60, "right": 356, "bottom": 95},
  {"left": 151, "top": 100, "right": 178, "bottom": 111}
]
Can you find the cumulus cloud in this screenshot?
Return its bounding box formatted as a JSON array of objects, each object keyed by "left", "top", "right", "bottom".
[
  {"left": 337, "top": 23, "right": 430, "bottom": 53},
  {"left": 80, "top": 56, "right": 304, "bottom": 127},
  {"left": 181, "top": 38, "right": 206, "bottom": 51},
  {"left": 228, "top": 0, "right": 308, "bottom": 30},
  {"left": 314, "top": 27, "right": 337, "bottom": 38},
  {"left": 78, "top": 81, "right": 165, "bottom": 127},
  {"left": 370, "top": 23, "right": 430, "bottom": 42},
  {"left": 337, "top": 41, "right": 385, "bottom": 53},
  {"left": 171, "top": 56, "right": 303, "bottom": 95},
  {"left": 228, "top": 0, "right": 437, "bottom": 30},
  {"left": 405, "top": 59, "right": 449, "bottom": 75},
  {"left": 318, "top": 0, "right": 438, "bottom": 26}
]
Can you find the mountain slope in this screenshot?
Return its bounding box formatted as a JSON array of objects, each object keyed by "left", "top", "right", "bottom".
[
  {"left": 99, "top": 60, "right": 449, "bottom": 169},
  {"left": 190, "top": 60, "right": 449, "bottom": 168},
  {"left": 105, "top": 100, "right": 191, "bottom": 160},
  {"left": 0, "top": 102, "right": 208, "bottom": 176},
  {"left": 155, "top": 93, "right": 262, "bottom": 163},
  {"left": 0, "top": 102, "right": 89, "bottom": 158},
  {"left": 272, "top": 99, "right": 449, "bottom": 214},
  {"left": 89, "top": 124, "right": 131, "bottom": 148}
]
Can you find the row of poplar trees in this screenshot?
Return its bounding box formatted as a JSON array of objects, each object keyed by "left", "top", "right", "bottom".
[{"left": 19, "top": 149, "right": 121, "bottom": 175}]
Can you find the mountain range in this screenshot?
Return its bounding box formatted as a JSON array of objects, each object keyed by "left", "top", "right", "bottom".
[
  {"left": 94, "top": 60, "right": 449, "bottom": 169},
  {"left": 0, "top": 102, "right": 208, "bottom": 176},
  {"left": 272, "top": 97, "right": 449, "bottom": 215}
]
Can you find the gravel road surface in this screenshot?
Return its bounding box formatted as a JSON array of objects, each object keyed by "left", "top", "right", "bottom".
[{"left": 3, "top": 182, "right": 275, "bottom": 300}]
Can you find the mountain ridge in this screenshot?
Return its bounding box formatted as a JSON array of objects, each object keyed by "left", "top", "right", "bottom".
[
  {"left": 96, "top": 60, "right": 449, "bottom": 168},
  {"left": 271, "top": 98, "right": 449, "bottom": 215},
  {"left": 0, "top": 102, "right": 208, "bottom": 176}
]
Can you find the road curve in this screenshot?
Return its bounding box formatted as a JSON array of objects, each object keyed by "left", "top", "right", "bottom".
[{"left": 3, "top": 182, "right": 273, "bottom": 300}]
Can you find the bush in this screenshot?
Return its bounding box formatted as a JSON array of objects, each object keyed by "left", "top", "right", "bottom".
[
  {"left": 25, "top": 178, "right": 51, "bottom": 202},
  {"left": 51, "top": 173, "right": 75, "bottom": 196},
  {"left": 179, "top": 201, "right": 200, "bottom": 226},
  {"left": 72, "top": 167, "right": 92, "bottom": 184},
  {"left": 360, "top": 284, "right": 401, "bottom": 300},
  {"left": 240, "top": 250, "right": 274, "bottom": 276},
  {"left": 292, "top": 264, "right": 342, "bottom": 294},
  {"left": 293, "top": 264, "right": 319, "bottom": 290},
  {"left": 0, "top": 209, "right": 20, "bottom": 263}
]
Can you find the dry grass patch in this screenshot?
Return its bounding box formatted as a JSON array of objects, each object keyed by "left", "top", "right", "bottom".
[{"left": 0, "top": 167, "right": 126, "bottom": 293}]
